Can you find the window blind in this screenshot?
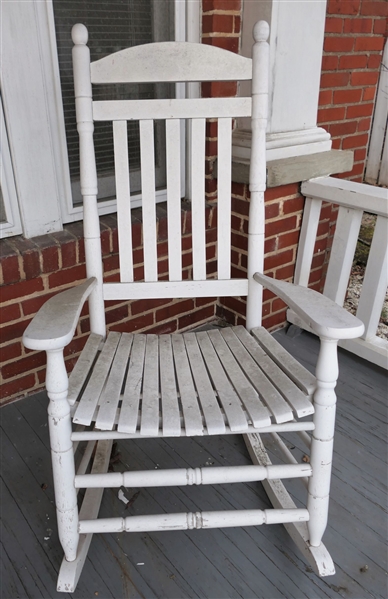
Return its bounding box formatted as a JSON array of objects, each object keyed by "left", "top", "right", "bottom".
[{"left": 53, "top": 0, "right": 173, "bottom": 203}]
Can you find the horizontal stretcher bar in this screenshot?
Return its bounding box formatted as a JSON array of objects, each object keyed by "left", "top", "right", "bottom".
[
  {"left": 71, "top": 421, "right": 315, "bottom": 441},
  {"left": 79, "top": 508, "right": 310, "bottom": 534},
  {"left": 75, "top": 463, "right": 312, "bottom": 489}
]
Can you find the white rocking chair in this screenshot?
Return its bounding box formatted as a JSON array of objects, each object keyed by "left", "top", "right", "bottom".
[{"left": 23, "top": 21, "right": 364, "bottom": 592}]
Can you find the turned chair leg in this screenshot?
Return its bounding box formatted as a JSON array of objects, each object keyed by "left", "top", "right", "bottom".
[
  {"left": 307, "top": 338, "right": 339, "bottom": 547},
  {"left": 46, "top": 349, "right": 79, "bottom": 561}
]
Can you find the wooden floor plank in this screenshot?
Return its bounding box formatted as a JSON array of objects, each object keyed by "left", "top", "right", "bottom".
[{"left": 1, "top": 329, "right": 387, "bottom": 598}]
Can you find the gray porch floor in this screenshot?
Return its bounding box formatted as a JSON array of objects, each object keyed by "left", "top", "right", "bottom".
[{"left": 1, "top": 329, "right": 387, "bottom": 599}]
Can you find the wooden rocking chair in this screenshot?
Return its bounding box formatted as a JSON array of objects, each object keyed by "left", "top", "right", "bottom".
[{"left": 23, "top": 21, "right": 364, "bottom": 592}]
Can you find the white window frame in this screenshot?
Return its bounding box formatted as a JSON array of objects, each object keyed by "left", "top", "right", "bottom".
[
  {"left": 0, "top": 96, "right": 22, "bottom": 237},
  {"left": 234, "top": 0, "right": 332, "bottom": 162},
  {"left": 1, "top": 0, "right": 200, "bottom": 238}
]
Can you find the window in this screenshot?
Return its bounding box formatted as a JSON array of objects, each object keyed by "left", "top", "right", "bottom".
[
  {"left": 0, "top": 96, "right": 22, "bottom": 237},
  {"left": 1, "top": 0, "right": 199, "bottom": 238},
  {"left": 53, "top": 0, "right": 174, "bottom": 209}
]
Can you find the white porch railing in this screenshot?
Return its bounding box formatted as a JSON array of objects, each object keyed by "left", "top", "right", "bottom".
[{"left": 289, "top": 176, "right": 388, "bottom": 369}]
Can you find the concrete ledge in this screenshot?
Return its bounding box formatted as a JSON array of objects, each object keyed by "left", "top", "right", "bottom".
[{"left": 215, "top": 150, "right": 354, "bottom": 188}]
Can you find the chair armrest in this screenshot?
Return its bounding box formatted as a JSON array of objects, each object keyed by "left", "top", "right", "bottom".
[
  {"left": 23, "top": 278, "right": 97, "bottom": 351},
  {"left": 254, "top": 273, "right": 364, "bottom": 340}
]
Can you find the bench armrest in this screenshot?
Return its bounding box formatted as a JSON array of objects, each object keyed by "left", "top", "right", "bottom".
[
  {"left": 23, "top": 278, "right": 97, "bottom": 351},
  {"left": 254, "top": 273, "right": 364, "bottom": 340}
]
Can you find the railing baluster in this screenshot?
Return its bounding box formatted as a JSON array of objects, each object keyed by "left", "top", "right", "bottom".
[
  {"left": 294, "top": 197, "right": 322, "bottom": 287},
  {"left": 356, "top": 215, "right": 388, "bottom": 340}
]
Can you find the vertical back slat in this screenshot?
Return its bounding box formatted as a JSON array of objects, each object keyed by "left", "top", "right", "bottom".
[
  {"left": 217, "top": 118, "right": 232, "bottom": 279},
  {"left": 140, "top": 119, "right": 158, "bottom": 281},
  {"left": 190, "top": 118, "right": 206, "bottom": 280},
  {"left": 113, "top": 121, "right": 134, "bottom": 282},
  {"left": 166, "top": 119, "right": 182, "bottom": 281}
]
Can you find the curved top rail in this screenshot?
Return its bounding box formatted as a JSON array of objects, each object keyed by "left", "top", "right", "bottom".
[{"left": 89, "top": 41, "right": 253, "bottom": 84}]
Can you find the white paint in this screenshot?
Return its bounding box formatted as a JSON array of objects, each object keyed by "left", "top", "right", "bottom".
[
  {"left": 237, "top": 0, "right": 331, "bottom": 160},
  {"left": 365, "top": 40, "right": 388, "bottom": 186}
]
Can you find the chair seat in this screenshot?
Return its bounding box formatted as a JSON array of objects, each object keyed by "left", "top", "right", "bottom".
[{"left": 69, "top": 325, "right": 316, "bottom": 436}]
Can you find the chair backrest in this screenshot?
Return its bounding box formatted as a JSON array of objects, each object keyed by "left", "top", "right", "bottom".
[{"left": 71, "top": 21, "right": 269, "bottom": 337}]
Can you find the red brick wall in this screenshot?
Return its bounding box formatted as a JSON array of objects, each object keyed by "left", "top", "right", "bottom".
[
  {"left": 0, "top": 205, "right": 217, "bottom": 405},
  {"left": 318, "top": 0, "right": 387, "bottom": 182}
]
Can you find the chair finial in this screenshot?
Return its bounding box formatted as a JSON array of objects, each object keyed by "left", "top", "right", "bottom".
[
  {"left": 253, "top": 20, "right": 269, "bottom": 43},
  {"left": 72, "top": 23, "right": 88, "bottom": 45}
]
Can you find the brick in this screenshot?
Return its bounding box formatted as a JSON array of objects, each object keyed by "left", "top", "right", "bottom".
[
  {"left": 264, "top": 249, "right": 294, "bottom": 272},
  {"left": 0, "top": 303, "right": 21, "bottom": 324},
  {"left": 324, "top": 37, "right": 354, "bottom": 53},
  {"left": 354, "top": 36, "right": 385, "bottom": 51},
  {"left": 231, "top": 232, "right": 248, "bottom": 252},
  {"left": 367, "top": 54, "right": 382, "bottom": 69},
  {"left": 48, "top": 265, "right": 86, "bottom": 289},
  {"left": 320, "top": 72, "right": 350, "bottom": 88},
  {"left": 23, "top": 249, "right": 41, "bottom": 280},
  {"left": 283, "top": 196, "right": 304, "bottom": 215},
  {"left": 264, "top": 237, "right": 277, "bottom": 254},
  {"left": 325, "top": 17, "right": 344, "bottom": 32},
  {"left": 278, "top": 231, "right": 300, "bottom": 250},
  {"left": 51, "top": 230, "right": 78, "bottom": 268},
  {"left": 274, "top": 263, "right": 296, "bottom": 281},
  {"left": 1, "top": 255, "right": 20, "bottom": 284},
  {"left": 362, "top": 87, "right": 376, "bottom": 101},
  {"left": 338, "top": 54, "right": 368, "bottom": 69},
  {"left": 195, "top": 296, "right": 217, "bottom": 307},
  {"left": 104, "top": 305, "right": 129, "bottom": 325},
  {"left": 327, "top": 0, "right": 361, "bottom": 14},
  {"left": 131, "top": 298, "right": 170, "bottom": 316},
  {"left": 329, "top": 121, "right": 358, "bottom": 137},
  {"left": 0, "top": 341, "right": 22, "bottom": 362},
  {"left": 110, "top": 312, "right": 154, "bottom": 333},
  {"left": 357, "top": 117, "right": 372, "bottom": 131},
  {"left": 202, "top": 37, "right": 239, "bottom": 54},
  {"left": 232, "top": 197, "right": 250, "bottom": 217},
  {"left": 360, "top": 1, "right": 388, "bottom": 16},
  {"left": 202, "top": 0, "right": 241, "bottom": 11},
  {"left": 231, "top": 182, "right": 246, "bottom": 198},
  {"left": 319, "top": 90, "right": 332, "bottom": 106},
  {"left": 265, "top": 215, "right": 297, "bottom": 238},
  {"left": 233, "top": 15, "right": 241, "bottom": 34},
  {"left": 262, "top": 311, "right": 287, "bottom": 332},
  {"left": 201, "top": 80, "right": 237, "bottom": 98},
  {"left": 333, "top": 89, "right": 363, "bottom": 104},
  {"left": 1, "top": 277, "right": 44, "bottom": 303},
  {"left": 2, "top": 351, "right": 46, "bottom": 380},
  {"left": 146, "top": 321, "right": 178, "bottom": 335},
  {"left": 42, "top": 246, "right": 59, "bottom": 273},
  {"left": 0, "top": 318, "right": 32, "bottom": 344},
  {"left": 22, "top": 291, "right": 57, "bottom": 316},
  {"left": 322, "top": 55, "right": 338, "bottom": 71},
  {"left": 203, "top": 14, "right": 234, "bottom": 34},
  {"left": 318, "top": 106, "right": 346, "bottom": 123},
  {"left": 1, "top": 373, "right": 36, "bottom": 400},
  {"left": 354, "top": 147, "right": 367, "bottom": 162},
  {"left": 178, "top": 305, "right": 215, "bottom": 330},
  {"left": 346, "top": 103, "right": 374, "bottom": 118},
  {"left": 336, "top": 161, "right": 365, "bottom": 179},
  {"left": 103, "top": 254, "right": 120, "bottom": 273},
  {"left": 343, "top": 17, "right": 373, "bottom": 32},
  {"left": 265, "top": 183, "right": 299, "bottom": 202},
  {"left": 155, "top": 299, "right": 195, "bottom": 323},
  {"left": 331, "top": 138, "right": 341, "bottom": 149},
  {"left": 373, "top": 18, "right": 387, "bottom": 34},
  {"left": 265, "top": 201, "right": 280, "bottom": 220},
  {"left": 351, "top": 71, "right": 379, "bottom": 86}
]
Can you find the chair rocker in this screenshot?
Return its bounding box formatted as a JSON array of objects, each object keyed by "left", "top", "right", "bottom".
[{"left": 23, "top": 21, "right": 364, "bottom": 592}]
